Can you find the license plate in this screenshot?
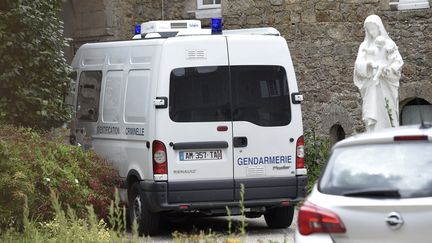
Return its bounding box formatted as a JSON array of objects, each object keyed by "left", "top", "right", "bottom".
[{"left": 179, "top": 150, "right": 222, "bottom": 161}]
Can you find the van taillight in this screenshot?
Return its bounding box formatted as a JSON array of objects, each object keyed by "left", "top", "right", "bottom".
[
  {"left": 152, "top": 140, "right": 168, "bottom": 179},
  {"left": 296, "top": 135, "right": 305, "bottom": 169},
  {"left": 298, "top": 201, "right": 346, "bottom": 236}
]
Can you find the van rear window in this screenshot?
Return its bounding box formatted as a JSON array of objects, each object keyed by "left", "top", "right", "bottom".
[
  {"left": 231, "top": 66, "right": 291, "bottom": 127},
  {"left": 76, "top": 71, "right": 102, "bottom": 122},
  {"left": 169, "top": 65, "right": 291, "bottom": 126},
  {"left": 169, "top": 66, "right": 231, "bottom": 122}
]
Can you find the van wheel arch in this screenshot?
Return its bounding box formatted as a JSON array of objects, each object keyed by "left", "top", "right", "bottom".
[
  {"left": 125, "top": 170, "right": 141, "bottom": 230},
  {"left": 128, "top": 181, "right": 160, "bottom": 235},
  {"left": 126, "top": 170, "right": 142, "bottom": 191}
]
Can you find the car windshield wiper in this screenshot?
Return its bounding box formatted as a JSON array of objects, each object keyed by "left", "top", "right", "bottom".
[{"left": 342, "top": 188, "right": 401, "bottom": 198}]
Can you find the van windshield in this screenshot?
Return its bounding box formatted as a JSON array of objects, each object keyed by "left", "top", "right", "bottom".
[
  {"left": 169, "top": 65, "right": 291, "bottom": 126},
  {"left": 319, "top": 143, "right": 432, "bottom": 198}
]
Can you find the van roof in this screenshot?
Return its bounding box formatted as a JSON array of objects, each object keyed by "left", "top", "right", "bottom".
[
  {"left": 71, "top": 27, "right": 284, "bottom": 69},
  {"left": 132, "top": 19, "right": 280, "bottom": 39},
  {"left": 132, "top": 27, "right": 280, "bottom": 39}
]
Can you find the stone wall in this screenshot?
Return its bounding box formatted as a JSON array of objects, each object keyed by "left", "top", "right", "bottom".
[
  {"left": 62, "top": 0, "right": 209, "bottom": 60},
  {"left": 223, "top": 0, "right": 432, "bottom": 137},
  {"left": 132, "top": 0, "right": 216, "bottom": 27},
  {"left": 62, "top": 0, "right": 432, "bottom": 138},
  {"left": 61, "top": 0, "right": 134, "bottom": 61}
]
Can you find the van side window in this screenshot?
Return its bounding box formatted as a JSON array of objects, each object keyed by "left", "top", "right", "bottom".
[
  {"left": 231, "top": 66, "right": 291, "bottom": 127},
  {"left": 169, "top": 66, "right": 230, "bottom": 122},
  {"left": 76, "top": 71, "right": 102, "bottom": 122},
  {"left": 102, "top": 71, "right": 122, "bottom": 123},
  {"left": 124, "top": 70, "right": 150, "bottom": 123}
]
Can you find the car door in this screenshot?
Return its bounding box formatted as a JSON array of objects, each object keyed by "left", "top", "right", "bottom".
[
  {"left": 227, "top": 35, "right": 300, "bottom": 200},
  {"left": 158, "top": 36, "right": 234, "bottom": 203}
]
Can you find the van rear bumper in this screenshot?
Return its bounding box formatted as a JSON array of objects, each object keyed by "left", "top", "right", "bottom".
[{"left": 139, "top": 176, "right": 307, "bottom": 213}]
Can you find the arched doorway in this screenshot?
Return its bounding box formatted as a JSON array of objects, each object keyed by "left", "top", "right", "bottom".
[
  {"left": 330, "top": 124, "right": 346, "bottom": 145},
  {"left": 400, "top": 98, "right": 432, "bottom": 125}
]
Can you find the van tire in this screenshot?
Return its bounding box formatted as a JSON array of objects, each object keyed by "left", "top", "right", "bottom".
[
  {"left": 128, "top": 182, "right": 160, "bottom": 236},
  {"left": 264, "top": 206, "right": 294, "bottom": 229}
]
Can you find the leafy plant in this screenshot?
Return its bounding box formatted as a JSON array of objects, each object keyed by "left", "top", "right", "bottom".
[
  {"left": 238, "top": 184, "right": 247, "bottom": 236},
  {"left": 304, "top": 130, "right": 331, "bottom": 192},
  {"left": 0, "top": 124, "right": 119, "bottom": 231},
  {"left": 0, "top": 0, "right": 71, "bottom": 129}
]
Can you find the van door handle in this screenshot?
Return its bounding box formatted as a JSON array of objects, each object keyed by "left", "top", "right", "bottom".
[
  {"left": 172, "top": 141, "right": 228, "bottom": 150},
  {"left": 233, "top": 137, "right": 248, "bottom": 148}
]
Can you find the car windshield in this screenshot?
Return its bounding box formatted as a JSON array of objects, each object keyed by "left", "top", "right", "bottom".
[{"left": 319, "top": 142, "right": 432, "bottom": 198}]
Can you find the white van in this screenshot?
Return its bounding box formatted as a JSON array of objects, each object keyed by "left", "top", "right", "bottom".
[{"left": 70, "top": 20, "right": 307, "bottom": 235}]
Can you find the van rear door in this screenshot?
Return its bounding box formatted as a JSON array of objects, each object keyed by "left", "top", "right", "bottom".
[
  {"left": 158, "top": 36, "right": 234, "bottom": 203},
  {"left": 227, "top": 35, "right": 302, "bottom": 200}
]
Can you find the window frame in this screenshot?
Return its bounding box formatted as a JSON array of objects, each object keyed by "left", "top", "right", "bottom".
[
  {"left": 391, "top": 0, "right": 430, "bottom": 10},
  {"left": 197, "top": 0, "right": 221, "bottom": 10}
]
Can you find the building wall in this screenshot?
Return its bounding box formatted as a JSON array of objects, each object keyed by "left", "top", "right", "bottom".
[
  {"left": 223, "top": 0, "right": 432, "bottom": 137},
  {"left": 61, "top": 0, "right": 133, "bottom": 61},
  {"left": 62, "top": 0, "right": 220, "bottom": 62},
  {"left": 62, "top": 0, "right": 432, "bottom": 137}
]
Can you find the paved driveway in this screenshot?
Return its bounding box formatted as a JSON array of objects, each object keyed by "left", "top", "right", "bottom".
[{"left": 141, "top": 212, "right": 297, "bottom": 243}]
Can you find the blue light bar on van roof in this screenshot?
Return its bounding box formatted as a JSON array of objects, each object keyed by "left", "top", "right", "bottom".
[
  {"left": 135, "top": 24, "right": 141, "bottom": 35},
  {"left": 211, "top": 18, "right": 222, "bottom": 35}
]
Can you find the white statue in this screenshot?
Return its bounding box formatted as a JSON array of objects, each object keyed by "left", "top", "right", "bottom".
[{"left": 354, "top": 15, "right": 404, "bottom": 132}]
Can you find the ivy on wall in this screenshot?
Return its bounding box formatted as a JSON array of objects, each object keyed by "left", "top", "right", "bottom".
[{"left": 0, "top": 0, "right": 71, "bottom": 130}]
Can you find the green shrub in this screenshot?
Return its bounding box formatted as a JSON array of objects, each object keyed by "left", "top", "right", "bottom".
[
  {"left": 304, "top": 130, "right": 331, "bottom": 192},
  {"left": 0, "top": 0, "right": 71, "bottom": 129},
  {"left": 0, "top": 124, "right": 119, "bottom": 232}
]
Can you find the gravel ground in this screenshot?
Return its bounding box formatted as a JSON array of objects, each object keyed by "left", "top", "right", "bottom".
[{"left": 139, "top": 211, "right": 297, "bottom": 243}]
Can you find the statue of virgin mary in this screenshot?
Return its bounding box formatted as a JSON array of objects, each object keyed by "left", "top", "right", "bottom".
[{"left": 354, "top": 15, "right": 404, "bottom": 132}]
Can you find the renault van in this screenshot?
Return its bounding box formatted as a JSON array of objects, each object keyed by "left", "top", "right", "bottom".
[{"left": 70, "top": 20, "right": 307, "bottom": 235}]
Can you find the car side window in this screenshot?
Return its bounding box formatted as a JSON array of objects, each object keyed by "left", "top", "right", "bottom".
[{"left": 76, "top": 71, "right": 102, "bottom": 122}]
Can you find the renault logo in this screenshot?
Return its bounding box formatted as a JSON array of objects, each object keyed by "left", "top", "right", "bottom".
[{"left": 385, "top": 212, "right": 404, "bottom": 230}]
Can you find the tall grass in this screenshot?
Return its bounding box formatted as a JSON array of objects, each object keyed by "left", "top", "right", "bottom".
[
  {"left": 0, "top": 190, "right": 137, "bottom": 243},
  {"left": 1, "top": 184, "right": 288, "bottom": 243}
]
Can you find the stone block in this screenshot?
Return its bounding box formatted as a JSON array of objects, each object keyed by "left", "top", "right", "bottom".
[
  {"left": 316, "top": 2, "right": 339, "bottom": 10},
  {"left": 270, "top": 0, "right": 283, "bottom": 6},
  {"left": 246, "top": 15, "right": 262, "bottom": 25}
]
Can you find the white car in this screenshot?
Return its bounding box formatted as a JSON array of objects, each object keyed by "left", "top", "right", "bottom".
[{"left": 296, "top": 125, "right": 432, "bottom": 243}]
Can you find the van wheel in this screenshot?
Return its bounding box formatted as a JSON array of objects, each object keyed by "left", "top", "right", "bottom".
[
  {"left": 128, "top": 182, "right": 160, "bottom": 236},
  {"left": 264, "top": 206, "right": 294, "bottom": 229}
]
